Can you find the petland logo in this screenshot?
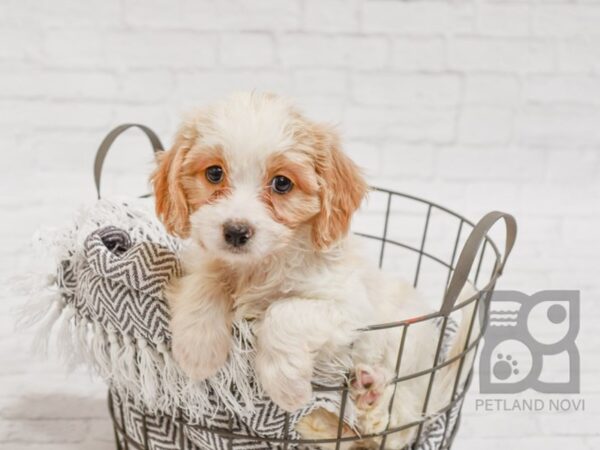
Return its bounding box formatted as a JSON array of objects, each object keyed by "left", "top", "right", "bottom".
[{"left": 476, "top": 290, "right": 584, "bottom": 412}]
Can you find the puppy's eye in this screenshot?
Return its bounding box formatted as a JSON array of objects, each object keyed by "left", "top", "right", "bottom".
[
  {"left": 205, "top": 165, "right": 224, "bottom": 184},
  {"left": 271, "top": 175, "right": 293, "bottom": 194}
]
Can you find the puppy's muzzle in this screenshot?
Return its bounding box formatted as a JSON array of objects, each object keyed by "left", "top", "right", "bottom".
[{"left": 223, "top": 220, "right": 254, "bottom": 248}]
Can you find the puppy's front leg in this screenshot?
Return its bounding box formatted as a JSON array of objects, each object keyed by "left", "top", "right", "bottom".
[
  {"left": 167, "top": 272, "right": 232, "bottom": 381},
  {"left": 255, "top": 298, "right": 358, "bottom": 412}
]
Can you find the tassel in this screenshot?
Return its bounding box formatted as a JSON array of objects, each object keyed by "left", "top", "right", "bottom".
[
  {"left": 76, "top": 318, "right": 91, "bottom": 362},
  {"left": 91, "top": 322, "right": 111, "bottom": 378},
  {"left": 31, "top": 298, "right": 65, "bottom": 356},
  {"left": 117, "top": 334, "right": 138, "bottom": 396},
  {"left": 8, "top": 272, "right": 56, "bottom": 296},
  {"left": 107, "top": 328, "right": 122, "bottom": 390},
  {"left": 15, "top": 291, "right": 61, "bottom": 330},
  {"left": 137, "top": 336, "right": 159, "bottom": 409},
  {"left": 55, "top": 305, "right": 76, "bottom": 363},
  {"left": 156, "top": 340, "right": 183, "bottom": 409},
  {"left": 65, "top": 315, "right": 86, "bottom": 371}
]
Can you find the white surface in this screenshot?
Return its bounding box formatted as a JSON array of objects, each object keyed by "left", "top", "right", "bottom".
[{"left": 1, "top": 0, "right": 599, "bottom": 448}]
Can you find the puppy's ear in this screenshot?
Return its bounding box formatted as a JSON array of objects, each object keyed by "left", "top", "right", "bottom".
[
  {"left": 311, "top": 124, "right": 368, "bottom": 250},
  {"left": 151, "top": 128, "right": 193, "bottom": 238}
]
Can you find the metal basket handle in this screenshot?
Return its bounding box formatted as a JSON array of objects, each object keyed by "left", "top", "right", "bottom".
[
  {"left": 440, "top": 211, "right": 517, "bottom": 315},
  {"left": 93, "top": 123, "right": 164, "bottom": 199}
]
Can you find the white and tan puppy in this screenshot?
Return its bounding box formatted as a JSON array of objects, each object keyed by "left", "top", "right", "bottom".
[
  {"left": 152, "top": 92, "right": 371, "bottom": 412},
  {"left": 152, "top": 92, "right": 475, "bottom": 448}
]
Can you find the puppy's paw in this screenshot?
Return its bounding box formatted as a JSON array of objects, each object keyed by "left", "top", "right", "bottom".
[
  {"left": 350, "top": 364, "right": 386, "bottom": 411},
  {"left": 255, "top": 350, "right": 313, "bottom": 412},
  {"left": 269, "top": 375, "right": 313, "bottom": 412},
  {"left": 172, "top": 330, "right": 231, "bottom": 381}
]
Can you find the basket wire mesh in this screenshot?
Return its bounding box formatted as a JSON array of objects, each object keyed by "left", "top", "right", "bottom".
[{"left": 107, "top": 186, "right": 513, "bottom": 450}]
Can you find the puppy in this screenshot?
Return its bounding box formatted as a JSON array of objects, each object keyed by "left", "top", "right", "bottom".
[
  {"left": 152, "top": 93, "right": 476, "bottom": 448},
  {"left": 152, "top": 92, "right": 371, "bottom": 412}
]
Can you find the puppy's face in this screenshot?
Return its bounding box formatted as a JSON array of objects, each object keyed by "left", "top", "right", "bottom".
[{"left": 152, "top": 93, "right": 367, "bottom": 263}]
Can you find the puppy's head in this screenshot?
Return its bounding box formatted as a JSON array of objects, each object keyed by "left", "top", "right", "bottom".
[{"left": 152, "top": 92, "right": 367, "bottom": 263}]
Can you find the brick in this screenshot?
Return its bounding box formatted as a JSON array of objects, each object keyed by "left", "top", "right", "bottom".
[
  {"left": 537, "top": 410, "right": 600, "bottom": 437},
  {"left": 117, "top": 71, "right": 174, "bottom": 102},
  {"left": 458, "top": 107, "right": 513, "bottom": 145},
  {"left": 122, "top": 0, "right": 185, "bottom": 28},
  {"left": 48, "top": 72, "right": 118, "bottom": 101},
  {"left": 477, "top": 3, "right": 531, "bottom": 37},
  {"left": 105, "top": 31, "right": 217, "bottom": 69},
  {"left": 390, "top": 38, "right": 446, "bottom": 71},
  {"left": 448, "top": 37, "right": 555, "bottom": 73},
  {"left": 0, "top": 70, "right": 118, "bottom": 101},
  {"left": 345, "top": 141, "right": 382, "bottom": 177},
  {"left": 279, "top": 35, "right": 342, "bottom": 68},
  {"left": 19, "top": 132, "right": 97, "bottom": 172},
  {"left": 533, "top": 4, "right": 600, "bottom": 37},
  {"left": 291, "top": 70, "right": 347, "bottom": 97},
  {"left": 111, "top": 105, "right": 172, "bottom": 134},
  {"left": 380, "top": 143, "right": 435, "bottom": 179},
  {"left": 521, "top": 183, "right": 597, "bottom": 215},
  {"left": 220, "top": 33, "right": 275, "bottom": 68},
  {"left": 279, "top": 35, "right": 388, "bottom": 69},
  {"left": 557, "top": 38, "right": 600, "bottom": 73},
  {"left": 0, "top": 70, "right": 47, "bottom": 99},
  {"left": 123, "top": 0, "right": 301, "bottom": 31},
  {"left": 303, "top": 0, "right": 359, "bottom": 32},
  {"left": 546, "top": 149, "right": 599, "bottom": 182},
  {"left": 464, "top": 75, "right": 520, "bottom": 106},
  {"left": 294, "top": 97, "right": 344, "bottom": 123},
  {"left": 42, "top": 29, "right": 106, "bottom": 68},
  {"left": 562, "top": 216, "right": 600, "bottom": 256},
  {"left": 0, "top": 28, "right": 42, "bottom": 61},
  {"left": 362, "top": 1, "right": 475, "bottom": 35},
  {"left": 0, "top": 101, "right": 113, "bottom": 130},
  {"left": 516, "top": 106, "right": 600, "bottom": 147},
  {"left": 352, "top": 74, "right": 461, "bottom": 107},
  {"left": 174, "top": 71, "right": 291, "bottom": 105},
  {"left": 524, "top": 75, "right": 600, "bottom": 105},
  {"left": 343, "top": 106, "right": 456, "bottom": 143},
  {"left": 0, "top": 1, "right": 30, "bottom": 27},
  {"left": 33, "top": 0, "right": 122, "bottom": 28},
  {"left": 436, "top": 147, "right": 544, "bottom": 181},
  {"left": 343, "top": 37, "right": 389, "bottom": 70}
]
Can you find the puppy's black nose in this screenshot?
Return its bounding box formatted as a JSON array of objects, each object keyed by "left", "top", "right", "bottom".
[{"left": 223, "top": 221, "right": 254, "bottom": 248}]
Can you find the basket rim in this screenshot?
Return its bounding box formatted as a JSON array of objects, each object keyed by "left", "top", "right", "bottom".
[{"left": 108, "top": 186, "right": 508, "bottom": 450}]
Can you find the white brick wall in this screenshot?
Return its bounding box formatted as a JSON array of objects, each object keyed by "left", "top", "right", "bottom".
[{"left": 1, "top": 0, "right": 599, "bottom": 448}]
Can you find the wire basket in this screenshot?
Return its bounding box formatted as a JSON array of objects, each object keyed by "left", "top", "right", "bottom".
[{"left": 98, "top": 125, "right": 516, "bottom": 450}]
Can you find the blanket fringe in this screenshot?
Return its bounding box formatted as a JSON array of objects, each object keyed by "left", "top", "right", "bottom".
[
  {"left": 31, "top": 297, "right": 64, "bottom": 356},
  {"left": 92, "top": 322, "right": 112, "bottom": 377},
  {"left": 156, "top": 340, "right": 184, "bottom": 410},
  {"left": 136, "top": 336, "right": 160, "bottom": 409},
  {"left": 16, "top": 200, "right": 352, "bottom": 422},
  {"left": 118, "top": 334, "right": 140, "bottom": 396},
  {"left": 18, "top": 288, "right": 216, "bottom": 420}
]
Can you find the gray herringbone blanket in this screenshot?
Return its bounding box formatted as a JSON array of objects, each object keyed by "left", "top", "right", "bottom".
[{"left": 20, "top": 199, "right": 460, "bottom": 450}]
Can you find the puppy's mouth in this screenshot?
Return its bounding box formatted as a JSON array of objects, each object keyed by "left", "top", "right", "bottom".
[{"left": 222, "top": 243, "right": 251, "bottom": 255}]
